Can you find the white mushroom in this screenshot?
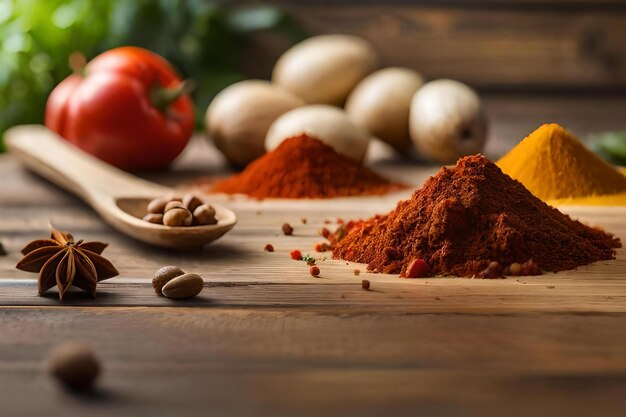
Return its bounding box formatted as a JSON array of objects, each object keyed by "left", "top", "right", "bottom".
[
  {"left": 346, "top": 67, "right": 424, "bottom": 151},
  {"left": 272, "top": 35, "right": 378, "bottom": 105},
  {"left": 409, "top": 79, "right": 488, "bottom": 163},
  {"left": 265, "top": 105, "right": 370, "bottom": 161},
  {"left": 205, "top": 80, "right": 304, "bottom": 167}
]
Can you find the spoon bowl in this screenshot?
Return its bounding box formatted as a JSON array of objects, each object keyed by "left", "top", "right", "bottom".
[
  {"left": 5, "top": 125, "right": 237, "bottom": 250},
  {"left": 113, "top": 196, "right": 236, "bottom": 249}
]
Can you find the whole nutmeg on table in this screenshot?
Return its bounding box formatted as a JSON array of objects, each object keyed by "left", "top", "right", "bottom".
[
  {"left": 48, "top": 342, "right": 100, "bottom": 391},
  {"left": 409, "top": 79, "right": 488, "bottom": 164},
  {"left": 346, "top": 67, "right": 424, "bottom": 151},
  {"left": 142, "top": 194, "right": 217, "bottom": 227},
  {"left": 272, "top": 34, "right": 378, "bottom": 105},
  {"left": 205, "top": 80, "right": 304, "bottom": 167},
  {"left": 152, "top": 267, "right": 204, "bottom": 299},
  {"left": 265, "top": 105, "right": 370, "bottom": 162},
  {"left": 152, "top": 265, "right": 185, "bottom": 296},
  {"left": 161, "top": 273, "right": 205, "bottom": 299}
]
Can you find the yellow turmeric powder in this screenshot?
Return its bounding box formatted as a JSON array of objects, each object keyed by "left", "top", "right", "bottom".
[{"left": 497, "top": 124, "right": 626, "bottom": 205}]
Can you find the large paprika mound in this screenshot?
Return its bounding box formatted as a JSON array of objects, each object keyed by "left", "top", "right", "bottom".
[
  {"left": 210, "top": 134, "right": 404, "bottom": 199},
  {"left": 333, "top": 155, "right": 620, "bottom": 278}
]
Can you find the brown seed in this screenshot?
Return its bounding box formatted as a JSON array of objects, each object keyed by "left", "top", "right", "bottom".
[
  {"left": 163, "top": 208, "right": 193, "bottom": 227},
  {"left": 164, "top": 201, "right": 186, "bottom": 213},
  {"left": 48, "top": 342, "right": 100, "bottom": 391},
  {"left": 353, "top": 269, "right": 361, "bottom": 276},
  {"left": 264, "top": 244, "right": 274, "bottom": 252},
  {"left": 282, "top": 223, "right": 294, "bottom": 236},
  {"left": 142, "top": 213, "right": 164, "bottom": 224},
  {"left": 361, "top": 279, "right": 370, "bottom": 290},
  {"left": 147, "top": 197, "right": 178, "bottom": 214},
  {"left": 310, "top": 265, "right": 320, "bottom": 277},
  {"left": 162, "top": 273, "right": 204, "bottom": 299},
  {"left": 193, "top": 204, "right": 217, "bottom": 226},
  {"left": 509, "top": 263, "right": 522, "bottom": 276},
  {"left": 183, "top": 194, "right": 203, "bottom": 213},
  {"left": 152, "top": 266, "right": 185, "bottom": 296}
]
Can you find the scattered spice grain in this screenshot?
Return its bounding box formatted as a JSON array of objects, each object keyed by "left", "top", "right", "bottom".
[
  {"left": 332, "top": 155, "right": 620, "bottom": 278},
  {"left": 353, "top": 269, "right": 361, "bottom": 276},
  {"left": 310, "top": 265, "right": 320, "bottom": 277},
  {"left": 209, "top": 134, "right": 404, "bottom": 199},
  {"left": 290, "top": 249, "right": 302, "bottom": 260},
  {"left": 264, "top": 244, "right": 275, "bottom": 252},
  {"left": 314, "top": 242, "right": 330, "bottom": 252},
  {"left": 282, "top": 223, "right": 294, "bottom": 236},
  {"left": 361, "top": 279, "right": 370, "bottom": 290}
]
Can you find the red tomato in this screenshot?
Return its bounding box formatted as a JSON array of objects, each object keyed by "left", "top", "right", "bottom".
[{"left": 46, "top": 47, "right": 194, "bottom": 171}]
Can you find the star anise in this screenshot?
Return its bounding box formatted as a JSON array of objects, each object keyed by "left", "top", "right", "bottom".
[{"left": 16, "top": 225, "right": 119, "bottom": 300}]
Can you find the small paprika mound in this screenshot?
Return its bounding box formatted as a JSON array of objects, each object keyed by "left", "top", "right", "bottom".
[
  {"left": 497, "top": 124, "right": 626, "bottom": 205},
  {"left": 332, "top": 154, "right": 620, "bottom": 278},
  {"left": 210, "top": 134, "right": 404, "bottom": 199}
]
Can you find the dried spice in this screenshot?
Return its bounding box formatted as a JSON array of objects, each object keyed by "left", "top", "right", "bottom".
[
  {"left": 361, "top": 279, "right": 370, "bottom": 290},
  {"left": 209, "top": 134, "right": 404, "bottom": 199},
  {"left": 16, "top": 225, "right": 118, "bottom": 300},
  {"left": 282, "top": 223, "right": 294, "bottom": 236},
  {"left": 332, "top": 155, "right": 620, "bottom": 278},
  {"left": 498, "top": 124, "right": 626, "bottom": 205},
  {"left": 310, "top": 265, "right": 320, "bottom": 277},
  {"left": 264, "top": 243, "right": 275, "bottom": 252}
]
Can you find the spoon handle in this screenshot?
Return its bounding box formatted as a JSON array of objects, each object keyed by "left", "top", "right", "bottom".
[{"left": 4, "top": 125, "right": 170, "bottom": 201}]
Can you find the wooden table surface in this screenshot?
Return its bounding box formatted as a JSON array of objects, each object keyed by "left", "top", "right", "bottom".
[{"left": 1, "top": 94, "right": 625, "bottom": 417}]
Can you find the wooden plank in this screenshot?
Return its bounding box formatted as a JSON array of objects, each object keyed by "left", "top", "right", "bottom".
[
  {"left": 241, "top": 3, "right": 626, "bottom": 90},
  {"left": 0, "top": 307, "right": 625, "bottom": 417}
]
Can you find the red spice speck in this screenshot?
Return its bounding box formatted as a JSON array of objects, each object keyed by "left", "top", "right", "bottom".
[
  {"left": 353, "top": 269, "right": 361, "bottom": 276},
  {"left": 301, "top": 218, "right": 307, "bottom": 224},
  {"left": 320, "top": 227, "right": 331, "bottom": 239},
  {"left": 264, "top": 244, "right": 274, "bottom": 252},
  {"left": 313, "top": 242, "right": 330, "bottom": 252},
  {"left": 404, "top": 259, "right": 429, "bottom": 278},
  {"left": 310, "top": 265, "right": 320, "bottom": 277},
  {"left": 290, "top": 249, "right": 302, "bottom": 260}
]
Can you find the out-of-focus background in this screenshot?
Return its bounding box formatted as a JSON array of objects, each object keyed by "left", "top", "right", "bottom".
[{"left": 2, "top": 0, "right": 626, "bottom": 153}]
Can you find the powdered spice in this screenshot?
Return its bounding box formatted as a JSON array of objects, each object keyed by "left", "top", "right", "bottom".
[
  {"left": 209, "top": 134, "right": 403, "bottom": 199},
  {"left": 332, "top": 155, "right": 620, "bottom": 278}
]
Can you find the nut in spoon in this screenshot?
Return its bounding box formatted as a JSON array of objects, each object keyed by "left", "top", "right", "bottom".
[{"left": 4, "top": 125, "right": 236, "bottom": 250}]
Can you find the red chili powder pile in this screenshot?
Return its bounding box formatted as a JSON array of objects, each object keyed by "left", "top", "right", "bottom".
[
  {"left": 332, "top": 154, "right": 621, "bottom": 278},
  {"left": 210, "top": 134, "right": 403, "bottom": 199}
]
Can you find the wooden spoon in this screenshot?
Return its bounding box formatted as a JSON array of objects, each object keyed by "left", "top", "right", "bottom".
[{"left": 4, "top": 125, "right": 237, "bottom": 250}]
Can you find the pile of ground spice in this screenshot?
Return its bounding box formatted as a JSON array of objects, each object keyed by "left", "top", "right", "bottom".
[
  {"left": 210, "top": 134, "right": 403, "bottom": 199},
  {"left": 497, "top": 124, "right": 626, "bottom": 205},
  {"left": 332, "top": 154, "right": 621, "bottom": 278}
]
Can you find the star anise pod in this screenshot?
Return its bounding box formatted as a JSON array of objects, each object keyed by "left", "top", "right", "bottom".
[{"left": 16, "top": 225, "right": 119, "bottom": 300}]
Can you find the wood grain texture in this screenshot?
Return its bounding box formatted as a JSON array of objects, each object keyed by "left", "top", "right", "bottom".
[
  {"left": 1, "top": 307, "right": 625, "bottom": 417},
  {"left": 1, "top": 94, "right": 626, "bottom": 416},
  {"left": 240, "top": 1, "right": 626, "bottom": 90}
]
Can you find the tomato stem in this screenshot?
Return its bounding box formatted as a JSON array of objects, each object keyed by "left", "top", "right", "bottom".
[
  {"left": 69, "top": 52, "right": 87, "bottom": 77},
  {"left": 150, "top": 80, "right": 195, "bottom": 112}
]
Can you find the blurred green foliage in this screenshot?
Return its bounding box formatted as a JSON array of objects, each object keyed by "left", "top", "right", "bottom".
[
  {"left": 589, "top": 131, "right": 626, "bottom": 166},
  {"left": 0, "top": 0, "right": 305, "bottom": 151}
]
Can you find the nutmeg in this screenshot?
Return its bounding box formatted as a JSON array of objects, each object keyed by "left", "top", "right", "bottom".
[
  {"left": 152, "top": 265, "right": 185, "bottom": 296},
  {"left": 182, "top": 194, "right": 203, "bottom": 213},
  {"left": 147, "top": 197, "right": 180, "bottom": 214},
  {"left": 48, "top": 342, "right": 100, "bottom": 391},
  {"left": 142, "top": 213, "right": 164, "bottom": 224},
  {"left": 193, "top": 204, "right": 217, "bottom": 226},
  {"left": 163, "top": 208, "right": 193, "bottom": 227},
  {"left": 162, "top": 273, "right": 204, "bottom": 299}
]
